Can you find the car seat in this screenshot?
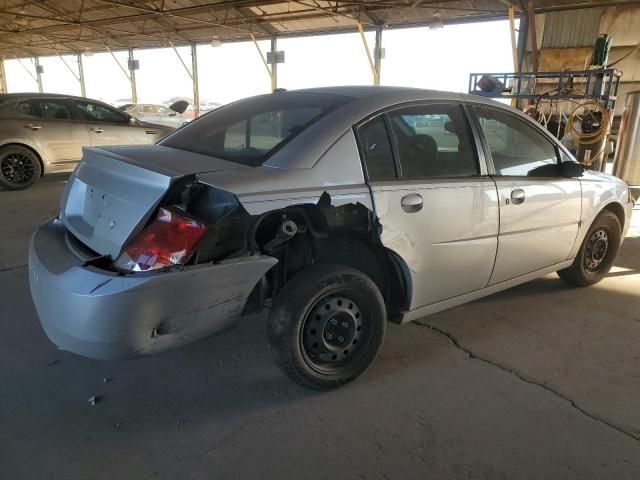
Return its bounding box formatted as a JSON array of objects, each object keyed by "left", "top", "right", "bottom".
[{"left": 400, "top": 133, "right": 438, "bottom": 178}]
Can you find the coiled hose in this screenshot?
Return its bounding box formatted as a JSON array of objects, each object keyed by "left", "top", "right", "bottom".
[{"left": 565, "top": 100, "right": 610, "bottom": 166}]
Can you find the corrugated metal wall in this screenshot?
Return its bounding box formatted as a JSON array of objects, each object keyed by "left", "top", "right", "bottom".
[{"left": 542, "top": 8, "right": 604, "bottom": 48}]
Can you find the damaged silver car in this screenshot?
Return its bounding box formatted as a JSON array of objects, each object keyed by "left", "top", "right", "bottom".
[{"left": 29, "top": 87, "right": 633, "bottom": 389}]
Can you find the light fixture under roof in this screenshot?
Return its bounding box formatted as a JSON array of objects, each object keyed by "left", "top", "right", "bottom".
[{"left": 211, "top": 34, "right": 222, "bottom": 48}]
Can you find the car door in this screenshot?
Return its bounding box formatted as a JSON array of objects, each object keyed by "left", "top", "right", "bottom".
[
  {"left": 72, "top": 99, "right": 148, "bottom": 146},
  {"left": 357, "top": 103, "right": 499, "bottom": 311},
  {"left": 470, "top": 105, "right": 582, "bottom": 285},
  {"left": 15, "top": 98, "right": 89, "bottom": 166}
]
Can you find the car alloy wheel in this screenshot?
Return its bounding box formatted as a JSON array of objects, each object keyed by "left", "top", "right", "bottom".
[{"left": 0, "top": 151, "right": 36, "bottom": 186}]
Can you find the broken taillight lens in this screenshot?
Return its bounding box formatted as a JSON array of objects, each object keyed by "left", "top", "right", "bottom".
[{"left": 114, "top": 207, "right": 207, "bottom": 273}]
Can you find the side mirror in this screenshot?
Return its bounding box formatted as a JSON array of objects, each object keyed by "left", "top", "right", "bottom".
[
  {"left": 129, "top": 116, "right": 137, "bottom": 125},
  {"left": 561, "top": 161, "right": 584, "bottom": 178}
]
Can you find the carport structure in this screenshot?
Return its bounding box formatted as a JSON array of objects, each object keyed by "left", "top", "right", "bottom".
[
  {"left": 1, "top": 0, "right": 638, "bottom": 114},
  {"left": 2, "top": 3, "right": 640, "bottom": 480}
]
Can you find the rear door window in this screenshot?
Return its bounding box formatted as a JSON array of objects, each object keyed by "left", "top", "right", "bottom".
[
  {"left": 12, "top": 99, "right": 72, "bottom": 120},
  {"left": 388, "top": 104, "right": 478, "bottom": 179},
  {"left": 162, "top": 92, "right": 353, "bottom": 166},
  {"left": 14, "top": 100, "right": 40, "bottom": 119},
  {"left": 142, "top": 105, "right": 159, "bottom": 114},
  {"left": 357, "top": 116, "right": 398, "bottom": 181},
  {"left": 37, "top": 100, "right": 72, "bottom": 120}
]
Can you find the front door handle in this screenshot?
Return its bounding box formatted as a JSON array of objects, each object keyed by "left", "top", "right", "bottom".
[
  {"left": 24, "top": 124, "right": 42, "bottom": 130},
  {"left": 510, "top": 188, "right": 526, "bottom": 205},
  {"left": 91, "top": 128, "right": 105, "bottom": 133},
  {"left": 401, "top": 193, "right": 423, "bottom": 213}
]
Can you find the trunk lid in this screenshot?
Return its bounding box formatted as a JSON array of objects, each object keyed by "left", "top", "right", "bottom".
[{"left": 60, "top": 146, "right": 248, "bottom": 259}]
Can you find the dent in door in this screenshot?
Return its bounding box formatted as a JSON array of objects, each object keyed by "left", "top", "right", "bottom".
[{"left": 374, "top": 180, "right": 499, "bottom": 308}]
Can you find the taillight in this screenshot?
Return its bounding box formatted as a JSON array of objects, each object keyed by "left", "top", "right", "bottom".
[{"left": 114, "top": 207, "right": 207, "bottom": 273}]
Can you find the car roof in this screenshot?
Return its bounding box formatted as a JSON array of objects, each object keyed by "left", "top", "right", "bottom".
[
  {"left": 256, "top": 86, "right": 511, "bottom": 169},
  {"left": 0, "top": 93, "right": 116, "bottom": 107},
  {"left": 0, "top": 92, "right": 84, "bottom": 100},
  {"left": 287, "top": 85, "right": 474, "bottom": 102}
]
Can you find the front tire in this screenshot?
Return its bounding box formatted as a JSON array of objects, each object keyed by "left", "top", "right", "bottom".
[
  {"left": 557, "top": 210, "right": 621, "bottom": 286},
  {"left": 0, "top": 145, "right": 41, "bottom": 190},
  {"left": 267, "top": 264, "right": 386, "bottom": 390}
]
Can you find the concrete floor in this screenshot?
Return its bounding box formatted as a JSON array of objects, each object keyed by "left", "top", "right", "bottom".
[{"left": 1, "top": 173, "right": 639, "bottom": 480}]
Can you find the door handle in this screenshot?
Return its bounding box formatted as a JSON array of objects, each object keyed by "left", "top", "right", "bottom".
[
  {"left": 24, "top": 124, "right": 42, "bottom": 130},
  {"left": 401, "top": 193, "right": 423, "bottom": 213},
  {"left": 510, "top": 188, "right": 526, "bottom": 205},
  {"left": 91, "top": 128, "right": 105, "bottom": 133}
]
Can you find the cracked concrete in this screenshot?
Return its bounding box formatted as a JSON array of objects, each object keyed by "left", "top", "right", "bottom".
[
  {"left": 1, "top": 175, "right": 639, "bottom": 479},
  {"left": 412, "top": 321, "right": 640, "bottom": 442}
]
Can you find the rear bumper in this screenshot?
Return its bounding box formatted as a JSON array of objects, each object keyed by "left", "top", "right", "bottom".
[{"left": 28, "top": 218, "right": 276, "bottom": 360}]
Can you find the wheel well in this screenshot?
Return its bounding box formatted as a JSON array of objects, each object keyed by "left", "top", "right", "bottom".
[
  {"left": 281, "top": 236, "right": 410, "bottom": 323},
  {"left": 1, "top": 143, "right": 45, "bottom": 176},
  {"left": 602, "top": 202, "right": 625, "bottom": 229},
  {"left": 252, "top": 202, "right": 410, "bottom": 323}
]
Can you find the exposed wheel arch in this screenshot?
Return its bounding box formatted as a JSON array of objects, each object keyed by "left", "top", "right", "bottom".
[
  {"left": 303, "top": 236, "right": 411, "bottom": 323},
  {"left": 251, "top": 202, "right": 411, "bottom": 323},
  {"left": 558, "top": 209, "right": 622, "bottom": 286},
  {"left": 601, "top": 202, "right": 625, "bottom": 234}
]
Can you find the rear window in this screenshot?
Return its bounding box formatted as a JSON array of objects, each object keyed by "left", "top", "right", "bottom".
[{"left": 162, "top": 92, "right": 353, "bottom": 166}]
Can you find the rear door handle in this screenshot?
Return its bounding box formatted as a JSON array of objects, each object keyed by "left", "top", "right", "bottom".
[
  {"left": 510, "top": 188, "right": 526, "bottom": 205},
  {"left": 91, "top": 128, "right": 105, "bottom": 133},
  {"left": 401, "top": 193, "right": 423, "bottom": 213},
  {"left": 24, "top": 124, "right": 42, "bottom": 130}
]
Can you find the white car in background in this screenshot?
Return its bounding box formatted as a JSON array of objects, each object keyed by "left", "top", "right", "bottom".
[
  {"left": 182, "top": 102, "right": 221, "bottom": 121},
  {"left": 122, "top": 101, "right": 188, "bottom": 128}
]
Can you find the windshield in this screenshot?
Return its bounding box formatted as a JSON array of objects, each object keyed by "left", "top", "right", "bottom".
[{"left": 161, "top": 92, "right": 353, "bottom": 166}]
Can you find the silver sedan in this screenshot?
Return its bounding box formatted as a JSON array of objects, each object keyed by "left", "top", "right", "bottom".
[
  {"left": 28, "top": 87, "right": 633, "bottom": 389},
  {"left": 0, "top": 93, "right": 174, "bottom": 190}
]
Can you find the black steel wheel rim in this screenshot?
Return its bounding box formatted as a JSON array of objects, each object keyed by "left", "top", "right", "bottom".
[
  {"left": 300, "top": 291, "right": 368, "bottom": 373},
  {"left": 584, "top": 227, "right": 609, "bottom": 272},
  {"left": 0, "top": 151, "right": 35, "bottom": 185}
]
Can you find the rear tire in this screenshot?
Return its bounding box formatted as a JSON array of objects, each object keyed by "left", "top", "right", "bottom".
[
  {"left": 267, "top": 264, "right": 386, "bottom": 390},
  {"left": 557, "top": 210, "right": 621, "bottom": 286},
  {"left": 0, "top": 145, "right": 41, "bottom": 190}
]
